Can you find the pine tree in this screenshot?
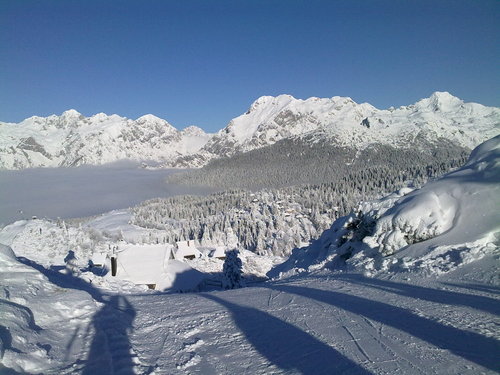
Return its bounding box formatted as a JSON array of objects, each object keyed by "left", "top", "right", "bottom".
[{"left": 221, "top": 250, "right": 244, "bottom": 289}]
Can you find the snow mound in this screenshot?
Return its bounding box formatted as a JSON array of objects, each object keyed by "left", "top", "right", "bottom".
[
  {"left": 272, "top": 136, "right": 500, "bottom": 277},
  {"left": 366, "top": 135, "right": 500, "bottom": 257}
]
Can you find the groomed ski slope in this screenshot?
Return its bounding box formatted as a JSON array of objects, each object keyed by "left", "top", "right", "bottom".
[{"left": 1, "top": 242, "right": 499, "bottom": 374}]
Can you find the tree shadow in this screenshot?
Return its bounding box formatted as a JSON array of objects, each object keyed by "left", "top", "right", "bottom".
[
  {"left": 16, "top": 256, "right": 137, "bottom": 374},
  {"left": 441, "top": 281, "right": 500, "bottom": 296},
  {"left": 334, "top": 273, "right": 500, "bottom": 315},
  {"left": 17, "top": 256, "right": 104, "bottom": 303},
  {"left": 202, "top": 293, "right": 371, "bottom": 375},
  {"left": 0, "top": 325, "right": 23, "bottom": 357},
  {"left": 266, "top": 283, "right": 500, "bottom": 372}
]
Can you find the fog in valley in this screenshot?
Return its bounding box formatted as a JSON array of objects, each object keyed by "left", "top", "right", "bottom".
[{"left": 0, "top": 161, "right": 212, "bottom": 225}]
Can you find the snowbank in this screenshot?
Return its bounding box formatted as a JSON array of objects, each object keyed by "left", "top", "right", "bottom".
[{"left": 367, "top": 135, "right": 499, "bottom": 256}]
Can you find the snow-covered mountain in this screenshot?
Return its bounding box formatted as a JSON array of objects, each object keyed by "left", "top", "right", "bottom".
[
  {"left": 171, "top": 92, "right": 499, "bottom": 167},
  {"left": 1, "top": 92, "right": 498, "bottom": 170},
  {"left": 0, "top": 110, "right": 212, "bottom": 169}
]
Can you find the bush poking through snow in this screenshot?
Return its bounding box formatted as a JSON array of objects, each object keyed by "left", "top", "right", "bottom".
[{"left": 222, "top": 250, "right": 244, "bottom": 289}]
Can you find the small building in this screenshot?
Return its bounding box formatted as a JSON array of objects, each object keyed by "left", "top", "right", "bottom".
[
  {"left": 209, "top": 247, "right": 227, "bottom": 260},
  {"left": 90, "top": 252, "right": 107, "bottom": 268},
  {"left": 112, "top": 243, "right": 204, "bottom": 291},
  {"left": 174, "top": 240, "right": 202, "bottom": 260},
  {"left": 113, "top": 244, "right": 173, "bottom": 289}
]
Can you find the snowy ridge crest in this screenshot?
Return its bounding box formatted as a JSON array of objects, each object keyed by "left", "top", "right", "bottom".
[
  {"left": 171, "top": 92, "right": 499, "bottom": 167},
  {"left": 1, "top": 92, "right": 499, "bottom": 170}
]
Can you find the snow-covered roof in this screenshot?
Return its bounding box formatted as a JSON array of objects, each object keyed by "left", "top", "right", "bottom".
[
  {"left": 114, "top": 244, "right": 204, "bottom": 291},
  {"left": 115, "top": 244, "right": 172, "bottom": 285},
  {"left": 209, "top": 247, "right": 227, "bottom": 259},
  {"left": 90, "top": 252, "right": 107, "bottom": 266},
  {"left": 174, "top": 241, "right": 202, "bottom": 260}
]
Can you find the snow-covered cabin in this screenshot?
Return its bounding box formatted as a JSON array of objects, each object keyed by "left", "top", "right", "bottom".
[
  {"left": 114, "top": 244, "right": 173, "bottom": 289},
  {"left": 174, "top": 240, "right": 202, "bottom": 260},
  {"left": 113, "top": 244, "right": 204, "bottom": 291},
  {"left": 209, "top": 247, "right": 227, "bottom": 260},
  {"left": 90, "top": 252, "right": 107, "bottom": 268}
]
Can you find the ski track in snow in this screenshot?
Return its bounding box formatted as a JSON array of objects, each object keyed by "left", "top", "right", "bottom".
[
  {"left": 84, "top": 275, "right": 499, "bottom": 375},
  {"left": 1, "top": 248, "right": 499, "bottom": 374}
]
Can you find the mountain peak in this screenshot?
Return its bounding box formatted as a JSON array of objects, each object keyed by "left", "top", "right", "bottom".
[
  {"left": 136, "top": 114, "right": 165, "bottom": 123},
  {"left": 247, "top": 94, "right": 296, "bottom": 113},
  {"left": 429, "top": 91, "right": 462, "bottom": 103},
  {"left": 135, "top": 114, "right": 178, "bottom": 134},
  {"left": 61, "top": 109, "right": 82, "bottom": 117},
  {"left": 182, "top": 125, "right": 207, "bottom": 136},
  {"left": 416, "top": 92, "right": 464, "bottom": 112}
]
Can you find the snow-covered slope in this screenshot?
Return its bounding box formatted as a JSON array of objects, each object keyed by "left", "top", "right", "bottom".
[
  {"left": 171, "top": 92, "right": 499, "bottom": 167},
  {"left": 0, "top": 110, "right": 212, "bottom": 169},
  {"left": 272, "top": 135, "right": 500, "bottom": 277},
  {"left": 1, "top": 242, "right": 499, "bottom": 374},
  {"left": 0, "top": 243, "right": 99, "bottom": 373}
]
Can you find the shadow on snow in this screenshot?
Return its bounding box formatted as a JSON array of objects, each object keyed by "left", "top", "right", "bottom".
[
  {"left": 335, "top": 273, "right": 500, "bottom": 316},
  {"left": 16, "top": 257, "right": 138, "bottom": 375},
  {"left": 440, "top": 281, "right": 500, "bottom": 296},
  {"left": 202, "top": 293, "right": 371, "bottom": 375},
  {"left": 265, "top": 282, "right": 500, "bottom": 372}
]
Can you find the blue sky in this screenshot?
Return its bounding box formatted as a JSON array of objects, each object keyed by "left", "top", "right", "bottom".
[{"left": 1, "top": 0, "right": 498, "bottom": 132}]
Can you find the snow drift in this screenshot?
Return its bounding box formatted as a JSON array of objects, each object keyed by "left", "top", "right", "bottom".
[{"left": 271, "top": 135, "right": 500, "bottom": 277}]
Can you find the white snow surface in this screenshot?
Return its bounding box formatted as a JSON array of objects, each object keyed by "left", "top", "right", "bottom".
[
  {"left": 0, "top": 137, "right": 499, "bottom": 374},
  {"left": 0, "top": 239, "right": 499, "bottom": 374}
]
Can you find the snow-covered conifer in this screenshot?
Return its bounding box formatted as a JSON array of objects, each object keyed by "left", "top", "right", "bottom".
[{"left": 222, "top": 250, "right": 244, "bottom": 289}]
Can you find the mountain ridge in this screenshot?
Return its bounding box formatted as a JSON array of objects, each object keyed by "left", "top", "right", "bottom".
[
  {"left": 0, "top": 110, "right": 212, "bottom": 169},
  {"left": 168, "top": 91, "right": 499, "bottom": 168},
  {"left": 1, "top": 92, "right": 498, "bottom": 170}
]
